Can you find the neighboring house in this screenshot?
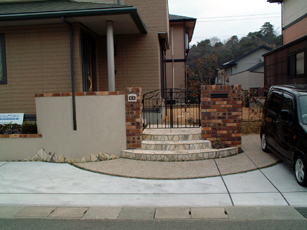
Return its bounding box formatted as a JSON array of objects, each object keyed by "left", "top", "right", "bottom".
[
  {"left": 165, "top": 14, "right": 196, "bottom": 90},
  {"left": 218, "top": 45, "right": 273, "bottom": 91},
  {"left": 264, "top": 0, "right": 307, "bottom": 86},
  {"left": 0, "top": 0, "right": 170, "bottom": 118}
]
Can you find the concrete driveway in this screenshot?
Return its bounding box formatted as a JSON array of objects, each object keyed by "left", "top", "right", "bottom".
[{"left": 0, "top": 134, "right": 307, "bottom": 207}]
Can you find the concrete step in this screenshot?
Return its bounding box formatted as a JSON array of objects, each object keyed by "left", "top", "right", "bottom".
[
  {"left": 121, "top": 147, "right": 238, "bottom": 161},
  {"left": 141, "top": 140, "right": 211, "bottom": 151},
  {"left": 142, "top": 132, "right": 201, "bottom": 142}
]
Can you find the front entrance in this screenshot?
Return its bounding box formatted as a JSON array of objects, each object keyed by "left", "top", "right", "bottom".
[
  {"left": 142, "top": 88, "right": 201, "bottom": 129},
  {"left": 81, "top": 31, "right": 97, "bottom": 92}
]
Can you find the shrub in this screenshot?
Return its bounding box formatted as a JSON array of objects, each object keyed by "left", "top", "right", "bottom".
[
  {"left": 0, "top": 121, "right": 37, "bottom": 134},
  {"left": 212, "top": 138, "right": 225, "bottom": 149},
  {"left": 21, "top": 121, "right": 37, "bottom": 134},
  {"left": 0, "top": 123, "right": 22, "bottom": 134}
]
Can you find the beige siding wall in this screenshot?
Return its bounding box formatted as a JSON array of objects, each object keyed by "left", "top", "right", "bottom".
[
  {"left": 126, "top": 0, "right": 169, "bottom": 36},
  {"left": 284, "top": 16, "right": 307, "bottom": 44},
  {"left": 0, "top": 23, "right": 83, "bottom": 114},
  {"left": 96, "top": 30, "right": 160, "bottom": 93},
  {"left": 166, "top": 62, "right": 186, "bottom": 89},
  {"left": 283, "top": 0, "right": 307, "bottom": 27},
  {"left": 166, "top": 22, "right": 186, "bottom": 89}
]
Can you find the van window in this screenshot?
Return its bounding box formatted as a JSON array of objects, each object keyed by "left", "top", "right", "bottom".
[{"left": 268, "top": 92, "right": 283, "bottom": 113}]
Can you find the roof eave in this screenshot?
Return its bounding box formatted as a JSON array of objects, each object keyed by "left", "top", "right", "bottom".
[{"left": 0, "top": 7, "right": 147, "bottom": 34}]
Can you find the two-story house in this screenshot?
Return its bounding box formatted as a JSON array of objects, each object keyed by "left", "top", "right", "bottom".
[
  {"left": 218, "top": 45, "right": 272, "bottom": 91},
  {"left": 263, "top": 0, "right": 307, "bottom": 86},
  {"left": 0, "top": 0, "right": 170, "bottom": 118},
  {"left": 165, "top": 14, "right": 196, "bottom": 90}
]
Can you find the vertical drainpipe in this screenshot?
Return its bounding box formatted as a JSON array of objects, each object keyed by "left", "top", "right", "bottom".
[{"left": 62, "top": 17, "right": 77, "bottom": 130}]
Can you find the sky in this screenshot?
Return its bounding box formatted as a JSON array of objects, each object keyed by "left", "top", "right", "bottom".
[{"left": 168, "top": 0, "right": 282, "bottom": 45}]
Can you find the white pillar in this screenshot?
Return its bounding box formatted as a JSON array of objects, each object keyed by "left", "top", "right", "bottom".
[{"left": 107, "top": 21, "right": 115, "bottom": 91}]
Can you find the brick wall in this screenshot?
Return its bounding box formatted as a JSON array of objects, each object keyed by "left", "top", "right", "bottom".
[
  {"left": 125, "top": 87, "right": 142, "bottom": 149},
  {"left": 201, "top": 85, "right": 242, "bottom": 150}
]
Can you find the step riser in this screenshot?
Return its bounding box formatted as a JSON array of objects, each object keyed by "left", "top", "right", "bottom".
[
  {"left": 121, "top": 148, "right": 238, "bottom": 161},
  {"left": 141, "top": 143, "right": 210, "bottom": 151},
  {"left": 143, "top": 134, "right": 201, "bottom": 141}
]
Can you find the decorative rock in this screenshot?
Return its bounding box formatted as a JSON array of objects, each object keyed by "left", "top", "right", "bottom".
[
  {"left": 110, "top": 155, "right": 118, "bottom": 160},
  {"left": 98, "top": 152, "right": 107, "bottom": 161},
  {"left": 86, "top": 156, "right": 91, "bottom": 162},
  {"left": 81, "top": 157, "right": 86, "bottom": 163},
  {"left": 90, "top": 154, "right": 98, "bottom": 162},
  {"left": 52, "top": 153, "right": 59, "bottom": 163},
  {"left": 66, "top": 158, "right": 74, "bottom": 164},
  {"left": 103, "top": 152, "right": 111, "bottom": 160},
  {"left": 34, "top": 154, "right": 42, "bottom": 161},
  {"left": 37, "top": 149, "right": 45, "bottom": 159},
  {"left": 58, "top": 155, "right": 64, "bottom": 163},
  {"left": 75, "top": 158, "right": 81, "bottom": 163}
]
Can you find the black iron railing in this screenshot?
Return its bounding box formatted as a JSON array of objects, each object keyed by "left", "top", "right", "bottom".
[{"left": 142, "top": 88, "right": 200, "bottom": 129}]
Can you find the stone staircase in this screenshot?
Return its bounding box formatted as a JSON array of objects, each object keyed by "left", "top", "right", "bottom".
[{"left": 121, "top": 128, "right": 239, "bottom": 161}]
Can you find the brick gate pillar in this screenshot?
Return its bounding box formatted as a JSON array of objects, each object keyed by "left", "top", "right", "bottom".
[
  {"left": 125, "top": 87, "right": 142, "bottom": 149},
  {"left": 201, "top": 85, "right": 242, "bottom": 150}
]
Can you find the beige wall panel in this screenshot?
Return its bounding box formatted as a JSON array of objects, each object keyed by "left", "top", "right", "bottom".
[
  {"left": 36, "top": 95, "right": 126, "bottom": 159},
  {"left": 0, "top": 138, "right": 43, "bottom": 161}
]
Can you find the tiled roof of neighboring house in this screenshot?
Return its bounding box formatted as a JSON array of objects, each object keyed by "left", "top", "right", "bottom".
[
  {"left": 221, "top": 44, "right": 273, "bottom": 69},
  {"left": 169, "top": 14, "right": 196, "bottom": 22},
  {"left": 0, "top": 0, "right": 128, "bottom": 16},
  {"left": 248, "top": 62, "right": 264, "bottom": 72}
]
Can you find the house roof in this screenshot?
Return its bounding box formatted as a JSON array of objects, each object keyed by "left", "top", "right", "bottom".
[
  {"left": 248, "top": 62, "right": 264, "bottom": 72},
  {"left": 221, "top": 45, "right": 273, "bottom": 69},
  {"left": 0, "top": 0, "right": 147, "bottom": 35},
  {"left": 267, "top": 0, "right": 283, "bottom": 3},
  {"left": 169, "top": 14, "right": 196, "bottom": 22},
  {"left": 169, "top": 14, "right": 196, "bottom": 42}
]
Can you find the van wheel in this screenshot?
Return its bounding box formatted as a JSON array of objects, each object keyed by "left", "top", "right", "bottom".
[
  {"left": 295, "top": 155, "right": 307, "bottom": 187},
  {"left": 261, "top": 132, "right": 269, "bottom": 152}
]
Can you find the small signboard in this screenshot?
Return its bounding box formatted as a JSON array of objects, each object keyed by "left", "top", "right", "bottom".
[
  {"left": 128, "top": 94, "right": 137, "bottom": 102},
  {"left": 0, "top": 113, "right": 24, "bottom": 125}
]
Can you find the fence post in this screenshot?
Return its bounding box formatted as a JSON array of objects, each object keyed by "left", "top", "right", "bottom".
[
  {"left": 125, "top": 87, "right": 142, "bottom": 149},
  {"left": 201, "top": 85, "right": 242, "bottom": 151}
]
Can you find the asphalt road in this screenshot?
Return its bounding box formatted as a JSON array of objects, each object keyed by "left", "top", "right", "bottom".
[{"left": 1, "top": 219, "right": 307, "bottom": 230}]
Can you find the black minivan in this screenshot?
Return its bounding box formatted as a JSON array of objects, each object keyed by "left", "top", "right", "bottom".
[{"left": 261, "top": 84, "right": 307, "bottom": 187}]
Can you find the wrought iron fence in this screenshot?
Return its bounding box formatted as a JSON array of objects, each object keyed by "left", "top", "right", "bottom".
[{"left": 142, "top": 88, "right": 200, "bottom": 129}]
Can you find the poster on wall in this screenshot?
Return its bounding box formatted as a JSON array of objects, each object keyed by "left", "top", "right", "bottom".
[{"left": 0, "top": 113, "right": 24, "bottom": 125}]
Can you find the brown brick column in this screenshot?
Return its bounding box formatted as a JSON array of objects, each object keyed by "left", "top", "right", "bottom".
[
  {"left": 201, "top": 85, "right": 242, "bottom": 150},
  {"left": 125, "top": 87, "right": 142, "bottom": 149}
]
